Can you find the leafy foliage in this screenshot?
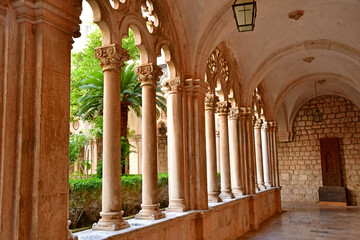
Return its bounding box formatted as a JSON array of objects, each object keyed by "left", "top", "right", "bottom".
[
  {"left": 71, "top": 27, "right": 102, "bottom": 121},
  {"left": 69, "top": 133, "right": 89, "bottom": 165},
  {"left": 69, "top": 173, "right": 169, "bottom": 229}
]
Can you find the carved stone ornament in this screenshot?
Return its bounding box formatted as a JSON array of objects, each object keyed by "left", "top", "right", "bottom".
[
  {"left": 207, "top": 48, "right": 230, "bottom": 82},
  {"left": 95, "top": 44, "right": 130, "bottom": 72},
  {"left": 253, "top": 118, "right": 263, "bottom": 128},
  {"left": 262, "top": 121, "right": 269, "bottom": 131},
  {"left": 207, "top": 50, "right": 219, "bottom": 74},
  {"left": 141, "top": 0, "right": 159, "bottom": 33},
  {"left": 205, "top": 93, "right": 219, "bottom": 110},
  {"left": 135, "top": 63, "right": 163, "bottom": 88},
  {"left": 219, "top": 57, "right": 229, "bottom": 82},
  {"left": 239, "top": 107, "right": 254, "bottom": 118},
  {"left": 229, "top": 107, "right": 240, "bottom": 120},
  {"left": 162, "top": 77, "right": 182, "bottom": 94},
  {"left": 268, "top": 121, "right": 278, "bottom": 131},
  {"left": 67, "top": 220, "right": 78, "bottom": 240},
  {"left": 216, "top": 101, "right": 231, "bottom": 115}
]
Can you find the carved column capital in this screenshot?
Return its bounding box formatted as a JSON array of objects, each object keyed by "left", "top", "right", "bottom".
[
  {"left": 261, "top": 121, "right": 270, "bottom": 131},
  {"left": 216, "top": 101, "right": 231, "bottom": 116},
  {"left": 229, "top": 107, "right": 240, "bottom": 120},
  {"left": 162, "top": 77, "right": 182, "bottom": 94},
  {"left": 253, "top": 118, "right": 263, "bottom": 129},
  {"left": 135, "top": 63, "right": 163, "bottom": 88},
  {"left": 268, "top": 121, "right": 278, "bottom": 131},
  {"left": 134, "top": 134, "right": 142, "bottom": 142},
  {"left": 95, "top": 44, "right": 129, "bottom": 72},
  {"left": 239, "top": 107, "right": 254, "bottom": 119},
  {"left": 205, "top": 93, "right": 219, "bottom": 110}
]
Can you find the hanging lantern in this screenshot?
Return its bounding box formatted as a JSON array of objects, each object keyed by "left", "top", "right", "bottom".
[
  {"left": 313, "top": 82, "right": 323, "bottom": 123},
  {"left": 313, "top": 108, "right": 323, "bottom": 123},
  {"left": 232, "top": 0, "right": 257, "bottom": 32}
]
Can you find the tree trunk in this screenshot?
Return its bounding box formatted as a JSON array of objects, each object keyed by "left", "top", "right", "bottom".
[{"left": 121, "top": 101, "right": 130, "bottom": 174}]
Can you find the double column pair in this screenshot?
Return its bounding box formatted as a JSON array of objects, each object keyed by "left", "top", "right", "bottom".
[
  {"left": 205, "top": 95, "right": 257, "bottom": 200},
  {"left": 205, "top": 95, "right": 232, "bottom": 201},
  {"left": 255, "top": 120, "right": 280, "bottom": 189},
  {"left": 93, "top": 45, "right": 165, "bottom": 230}
]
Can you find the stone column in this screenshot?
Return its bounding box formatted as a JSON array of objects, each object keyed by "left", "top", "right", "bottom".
[
  {"left": 261, "top": 122, "right": 272, "bottom": 188},
  {"left": 270, "top": 121, "right": 280, "bottom": 187},
  {"left": 268, "top": 121, "right": 276, "bottom": 187},
  {"left": 183, "top": 80, "right": 194, "bottom": 210},
  {"left": 229, "top": 107, "right": 243, "bottom": 196},
  {"left": 135, "top": 63, "right": 165, "bottom": 219},
  {"left": 92, "top": 44, "right": 130, "bottom": 231},
  {"left": 254, "top": 119, "right": 266, "bottom": 190},
  {"left": 217, "top": 101, "right": 234, "bottom": 199},
  {"left": 183, "top": 79, "right": 208, "bottom": 210},
  {"left": 193, "top": 79, "right": 209, "bottom": 209},
  {"left": 134, "top": 134, "right": 142, "bottom": 174},
  {"left": 205, "top": 93, "right": 222, "bottom": 203},
  {"left": 240, "top": 108, "right": 256, "bottom": 195},
  {"left": 216, "top": 130, "right": 221, "bottom": 173},
  {"left": 162, "top": 78, "right": 186, "bottom": 212}
]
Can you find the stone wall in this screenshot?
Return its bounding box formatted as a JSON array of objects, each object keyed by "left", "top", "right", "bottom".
[
  {"left": 75, "top": 188, "right": 282, "bottom": 240},
  {"left": 278, "top": 95, "right": 360, "bottom": 205},
  {"left": 158, "top": 134, "right": 168, "bottom": 173}
]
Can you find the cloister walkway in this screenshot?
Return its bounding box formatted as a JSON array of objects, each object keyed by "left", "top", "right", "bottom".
[{"left": 239, "top": 202, "right": 360, "bottom": 240}]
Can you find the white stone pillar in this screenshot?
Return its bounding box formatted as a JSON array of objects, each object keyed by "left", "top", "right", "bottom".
[
  {"left": 205, "top": 93, "right": 222, "bottom": 203},
  {"left": 217, "top": 101, "right": 234, "bottom": 199},
  {"left": 162, "top": 78, "right": 186, "bottom": 212},
  {"left": 134, "top": 134, "right": 142, "bottom": 174},
  {"left": 135, "top": 63, "right": 165, "bottom": 219},
  {"left": 240, "top": 107, "right": 256, "bottom": 195},
  {"left": 270, "top": 121, "right": 280, "bottom": 187},
  {"left": 216, "top": 130, "right": 221, "bottom": 173},
  {"left": 261, "top": 122, "right": 271, "bottom": 188},
  {"left": 254, "top": 119, "right": 266, "bottom": 190},
  {"left": 229, "top": 107, "right": 243, "bottom": 196},
  {"left": 93, "top": 44, "right": 130, "bottom": 231}
]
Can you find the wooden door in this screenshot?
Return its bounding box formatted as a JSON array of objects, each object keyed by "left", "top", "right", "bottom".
[{"left": 320, "top": 138, "right": 342, "bottom": 186}]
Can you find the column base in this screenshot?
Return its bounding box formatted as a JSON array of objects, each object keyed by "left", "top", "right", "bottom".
[
  {"left": 136, "top": 204, "right": 165, "bottom": 220},
  {"left": 255, "top": 184, "right": 261, "bottom": 192},
  {"left": 265, "top": 183, "right": 272, "bottom": 188},
  {"left": 92, "top": 212, "right": 130, "bottom": 231},
  {"left": 220, "top": 190, "right": 235, "bottom": 199},
  {"left": 208, "top": 193, "right": 222, "bottom": 203},
  {"left": 232, "top": 188, "right": 244, "bottom": 197},
  {"left": 166, "top": 199, "right": 186, "bottom": 212},
  {"left": 258, "top": 183, "right": 266, "bottom": 190}
]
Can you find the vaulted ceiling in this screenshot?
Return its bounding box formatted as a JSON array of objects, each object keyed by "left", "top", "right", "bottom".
[{"left": 167, "top": 0, "right": 360, "bottom": 133}]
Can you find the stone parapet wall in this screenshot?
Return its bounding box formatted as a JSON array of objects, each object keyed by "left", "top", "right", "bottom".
[
  {"left": 278, "top": 95, "right": 360, "bottom": 205},
  {"left": 75, "top": 188, "right": 281, "bottom": 240}
]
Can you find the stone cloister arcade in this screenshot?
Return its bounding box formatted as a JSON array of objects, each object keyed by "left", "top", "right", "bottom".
[{"left": 2, "top": 0, "right": 360, "bottom": 239}]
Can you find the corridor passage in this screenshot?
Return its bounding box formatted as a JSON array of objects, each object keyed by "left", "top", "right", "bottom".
[{"left": 240, "top": 202, "right": 360, "bottom": 240}]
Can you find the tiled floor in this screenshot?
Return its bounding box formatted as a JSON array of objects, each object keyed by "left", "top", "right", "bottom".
[{"left": 239, "top": 202, "right": 360, "bottom": 240}]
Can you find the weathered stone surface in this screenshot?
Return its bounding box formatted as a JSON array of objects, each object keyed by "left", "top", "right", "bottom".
[{"left": 278, "top": 95, "right": 360, "bottom": 205}]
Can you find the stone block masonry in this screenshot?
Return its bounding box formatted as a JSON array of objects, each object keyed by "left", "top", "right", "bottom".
[{"left": 278, "top": 95, "right": 360, "bottom": 205}]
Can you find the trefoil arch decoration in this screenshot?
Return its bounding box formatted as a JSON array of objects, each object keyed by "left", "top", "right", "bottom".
[
  {"left": 141, "top": 0, "right": 159, "bottom": 33},
  {"left": 109, "top": 0, "right": 126, "bottom": 9},
  {"left": 206, "top": 47, "right": 232, "bottom": 102}
]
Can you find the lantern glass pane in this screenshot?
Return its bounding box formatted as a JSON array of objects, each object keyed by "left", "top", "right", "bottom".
[
  {"left": 245, "top": 4, "right": 254, "bottom": 25},
  {"left": 234, "top": 5, "right": 246, "bottom": 25},
  {"left": 239, "top": 25, "right": 253, "bottom": 32}
]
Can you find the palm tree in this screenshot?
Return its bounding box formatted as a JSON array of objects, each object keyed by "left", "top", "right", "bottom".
[{"left": 77, "top": 62, "right": 167, "bottom": 143}]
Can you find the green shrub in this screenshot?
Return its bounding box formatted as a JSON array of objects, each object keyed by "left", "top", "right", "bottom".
[{"left": 69, "top": 173, "right": 168, "bottom": 229}]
